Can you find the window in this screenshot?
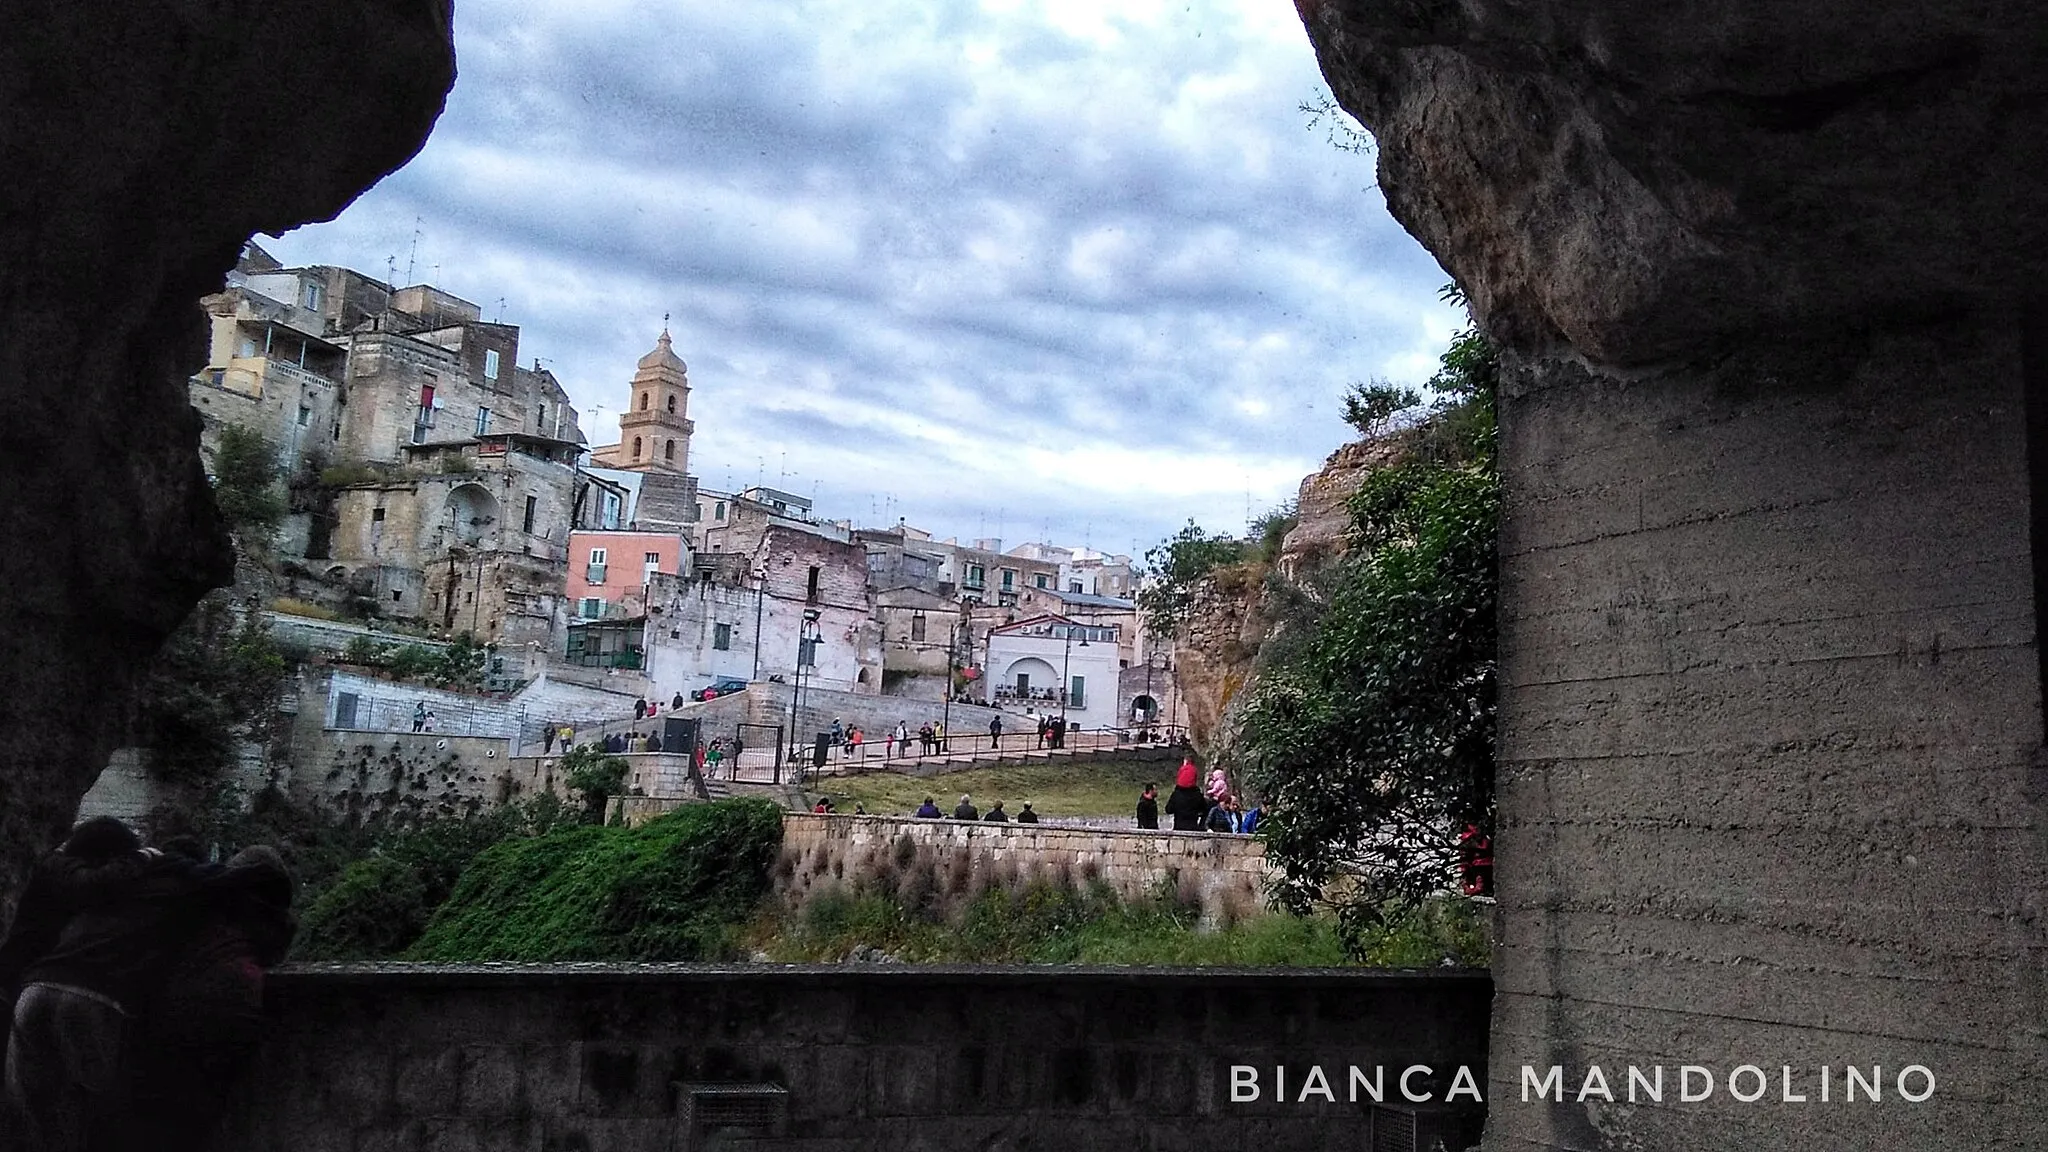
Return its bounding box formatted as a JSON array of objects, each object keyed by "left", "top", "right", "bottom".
[
  {"left": 806, "top": 566, "right": 821, "bottom": 604},
  {"left": 483, "top": 348, "right": 500, "bottom": 380},
  {"left": 1068, "top": 581, "right": 1083, "bottom": 593},
  {"left": 713, "top": 623, "right": 732, "bottom": 650},
  {"left": 522, "top": 496, "right": 537, "bottom": 534},
  {"left": 965, "top": 564, "right": 985, "bottom": 590},
  {"left": 371, "top": 507, "right": 385, "bottom": 522},
  {"left": 910, "top": 614, "right": 926, "bottom": 642},
  {"left": 1034, "top": 574, "right": 1049, "bottom": 589},
  {"left": 237, "top": 337, "right": 257, "bottom": 359},
  {"left": 302, "top": 281, "right": 324, "bottom": 311},
  {"left": 296, "top": 404, "right": 311, "bottom": 427},
  {"left": 601, "top": 491, "right": 622, "bottom": 530},
  {"left": 1000, "top": 568, "right": 1015, "bottom": 590},
  {"left": 715, "top": 501, "right": 726, "bottom": 521},
  {"left": 644, "top": 551, "right": 660, "bottom": 566},
  {"left": 632, "top": 437, "right": 642, "bottom": 460},
  {"left": 414, "top": 384, "right": 437, "bottom": 443},
  {"left": 579, "top": 597, "right": 605, "bottom": 619},
  {"left": 1069, "top": 675, "right": 1086, "bottom": 708},
  {"left": 589, "top": 547, "right": 608, "bottom": 565},
  {"left": 798, "top": 637, "right": 819, "bottom": 666},
  {"left": 474, "top": 407, "right": 490, "bottom": 436},
  {"left": 639, "top": 392, "right": 650, "bottom": 411},
  {"left": 665, "top": 440, "right": 675, "bottom": 463},
  {"left": 667, "top": 394, "right": 677, "bottom": 413},
  {"left": 535, "top": 402, "right": 546, "bottom": 432},
  {"left": 334, "top": 692, "right": 359, "bottom": 728}
]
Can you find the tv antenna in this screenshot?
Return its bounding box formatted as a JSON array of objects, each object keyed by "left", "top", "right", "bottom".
[{"left": 404, "top": 216, "right": 422, "bottom": 284}]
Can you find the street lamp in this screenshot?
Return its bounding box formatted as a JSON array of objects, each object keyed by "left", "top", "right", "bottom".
[
  {"left": 790, "top": 608, "right": 822, "bottom": 781},
  {"left": 1059, "top": 621, "right": 1089, "bottom": 728},
  {"left": 940, "top": 622, "right": 957, "bottom": 756}
]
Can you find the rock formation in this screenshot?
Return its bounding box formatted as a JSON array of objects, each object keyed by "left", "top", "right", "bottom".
[
  {"left": 0, "top": 2, "right": 455, "bottom": 923},
  {"left": 1300, "top": 1, "right": 2048, "bottom": 1148}
]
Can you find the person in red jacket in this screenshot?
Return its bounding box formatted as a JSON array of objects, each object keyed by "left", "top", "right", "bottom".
[{"left": 1458, "top": 823, "right": 1494, "bottom": 897}]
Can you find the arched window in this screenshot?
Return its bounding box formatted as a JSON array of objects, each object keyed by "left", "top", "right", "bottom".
[
  {"left": 631, "top": 437, "right": 642, "bottom": 460},
  {"left": 664, "top": 440, "right": 675, "bottom": 462},
  {"left": 639, "top": 392, "right": 649, "bottom": 411},
  {"left": 666, "top": 394, "right": 676, "bottom": 414}
]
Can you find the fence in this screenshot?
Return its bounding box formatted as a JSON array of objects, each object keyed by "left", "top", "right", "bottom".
[{"left": 328, "top": 684, "right": 515, "bottom": 738}]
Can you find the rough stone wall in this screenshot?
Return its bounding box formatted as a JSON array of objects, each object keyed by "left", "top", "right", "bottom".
[
  {"left": 1171, "top": 577, "right": 1264, "bottom": 751},
  {"left": 1488, "top": 326, "right": 2043, "bottom": 1148},
  {"left": 0, "top": 0, "right": 454, "bottom": 920},
  {"left": 777, "top": 813, "right": 1269, "bottom": 930},
  {"left": 1296, "top": 4, "right": 2048, "bottom": 1149},
  {"left": 209, "top": 965, "right": 1493, "bottom": 1152}
]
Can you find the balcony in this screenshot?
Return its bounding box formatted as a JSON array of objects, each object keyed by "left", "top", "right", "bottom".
[{"left": 586, "top": 563, "right": 608, "bottom": 585}]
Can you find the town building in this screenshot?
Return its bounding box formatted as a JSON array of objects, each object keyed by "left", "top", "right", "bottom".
[
  {"left": 982, "top": 614, "right": 1124, "bottom": 731},
  {"left": 585, "top": 329, "right": 699, "bottom": 535}
]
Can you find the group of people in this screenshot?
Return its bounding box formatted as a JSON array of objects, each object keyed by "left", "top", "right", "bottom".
[
  {"left": 630, "top": 696, "right": 668, "bottom": 721},
  {"left": 1134, "top": 760, "right": 1261, "bottom": 835},
  {"left": 1033, "top": 714, "right": 1070, "bottom": 749},
  {"left": 915, "top": 794, "right": 1039, "bottom": 823},
  {"left": 1, "top": 817, "right": 296, "bottom": 1152},
  {"left": 599, "top": 730, "right": 661, "bottom": 754}
]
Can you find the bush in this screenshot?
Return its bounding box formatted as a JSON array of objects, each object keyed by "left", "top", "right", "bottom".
[
  {"left": 407, "top": 799, "right": 785, "bottom": 962},
  {"left": 296, "top": 856, "right": 431, "bottom": 960}
]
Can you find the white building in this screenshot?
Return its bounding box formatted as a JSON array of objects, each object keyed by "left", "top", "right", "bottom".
[{"left": 982, "top": 614, "right": 1123, "bottom": 731}]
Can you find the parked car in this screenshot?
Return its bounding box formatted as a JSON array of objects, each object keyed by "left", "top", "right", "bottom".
[{"left": 691, "top": 676, "right": 750, "bottom": 702}]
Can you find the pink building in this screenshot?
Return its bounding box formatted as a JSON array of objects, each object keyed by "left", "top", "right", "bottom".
[{"left": 566, "top": 530, "right": 686, "bottom": 619}]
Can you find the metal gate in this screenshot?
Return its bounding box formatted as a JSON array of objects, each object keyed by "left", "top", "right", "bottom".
[{"left": 735, "top": 721, "right": 784, "bottom": 783}]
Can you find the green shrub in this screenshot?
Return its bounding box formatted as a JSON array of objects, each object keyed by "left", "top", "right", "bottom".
[
  {"left": 407, "top": 799, "right": 785, "bottom": 961},
  {"left": 296, "top": 856, "right": 431, "bottom": 960}
]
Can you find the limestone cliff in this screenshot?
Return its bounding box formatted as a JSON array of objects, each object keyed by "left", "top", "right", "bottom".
[
  {"left": 0, "top": 1, "right": 455, "bottom": 922},
  {"left": 1174, "top": 432, "right": 1405, "bottom": 749}
]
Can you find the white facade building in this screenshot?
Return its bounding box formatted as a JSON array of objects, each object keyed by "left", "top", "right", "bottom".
[{"left": 982, "top": 614, "right": 1123, "bottom": 731}]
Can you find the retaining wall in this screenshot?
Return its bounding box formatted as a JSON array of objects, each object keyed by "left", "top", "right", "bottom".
[
  {"left": 776, "top": 813, "right": 1272, "bottom": 929},
  {"left": 208, "top": 964, "right": 1493, "bottom": 1152}
]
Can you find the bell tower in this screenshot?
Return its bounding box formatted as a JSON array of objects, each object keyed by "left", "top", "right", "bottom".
[{"left": 615, "top": 323, "right": 694, "bottom": 474}]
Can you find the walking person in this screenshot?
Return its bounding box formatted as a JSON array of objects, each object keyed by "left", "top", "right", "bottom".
[
  {"left": 989, "top": 714, "right": 1003, "bottom": 750},
  {"left": 411, "top": 701, "right": 427, "bottom": 732},
  {"left": 634, "top": 697, "right": 648, "bottom": 721},
  {"left": 542, "top": 724, "right": 557, "bottom": 755}
]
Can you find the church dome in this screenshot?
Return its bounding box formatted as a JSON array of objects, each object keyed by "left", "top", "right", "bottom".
[{"left": 637, "top": 328, "right": 687, "bottom": 374}]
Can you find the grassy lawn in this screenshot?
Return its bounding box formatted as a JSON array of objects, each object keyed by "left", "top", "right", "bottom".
[{"left": 805, "top": 758, "right": 1167, "bottom": 820}]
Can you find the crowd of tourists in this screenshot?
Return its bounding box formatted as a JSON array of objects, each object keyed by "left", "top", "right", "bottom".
[
  {"left": 1, "top": 817, "right": 295, "bottom": 1152},
  {"left": 1134, "top": 759, "right": 1261, "bottom": 835}
]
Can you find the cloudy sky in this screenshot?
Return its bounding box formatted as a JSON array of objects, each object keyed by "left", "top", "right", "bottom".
[{"left": 260, "top": 0, "right": 1457, "bottom": 560}]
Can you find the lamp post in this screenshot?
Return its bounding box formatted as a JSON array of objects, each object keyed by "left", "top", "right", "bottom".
[
  {"left": 940, "top": 622, "right": 957, "bottom": 756},
  {"left": 790, "top": 608, "right": 821, "bottom": 782},
  {"left": 1059, "top": 621, "right": 1089, "bottom": 728}
]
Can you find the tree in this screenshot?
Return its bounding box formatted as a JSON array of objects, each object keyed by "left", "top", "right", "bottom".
[
  {"left": 1137, "top": 521, "right": 1247, "bottom": 642},
  {"left": 431, "top": 631, "right": 489, "bottom": 690},
  {"left": 1340, "top": 381, "right": 1421, "bottom": 439},
  {"left": 210, "top": 423, "right": 286, "bottom": 543},
  {"left": 1233, "top": 291, "right": 1499, "bottom": 955},
  {"left": 562, "top": 744, "right": 630, "bottom": 824},
  {"left": 138, "top": 595, "right": 287, "bottom": 785}
]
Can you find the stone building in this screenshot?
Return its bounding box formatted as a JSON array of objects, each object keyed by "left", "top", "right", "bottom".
[
  {"left": 639, "top": 570, "right": 764, "bottom": 701},
  {"left": 326, "top": 433, "right": 581, "bottom": 647},
  {"left": 755, "top": 525, "right": 880, "bottom": 695},
  {"left": 982, "top": 614, "right": 1123, "bottom": 730}
]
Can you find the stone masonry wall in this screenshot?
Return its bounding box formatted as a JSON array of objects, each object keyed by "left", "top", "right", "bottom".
[
  {"left": 1489, "top": 322, "right": 2045, "bottom": 1149},
  {"left": 776, "top": 813, "right": 1270, "bottom": 930},
  {"left": 209, "top": 964, "right": 1493, "bottom": 1152}
]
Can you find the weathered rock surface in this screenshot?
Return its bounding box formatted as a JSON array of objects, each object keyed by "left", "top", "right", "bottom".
[
  {"left": 0, "top": 2, "right": 454, "bottom": 923},
  {"left": 1302, "top": 3, "right": 2048, "bottom": 1149},
  {"left": 1277, "top": 431, "right": 1409, "bottom": 577},
  {"left": 1299, "top": 0, "right": 2048, "bottom": 362}
]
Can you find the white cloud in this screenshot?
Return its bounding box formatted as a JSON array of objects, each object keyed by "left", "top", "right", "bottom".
[{"left": 260, "top": 0, "right": 1460, "bottom": 551}]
